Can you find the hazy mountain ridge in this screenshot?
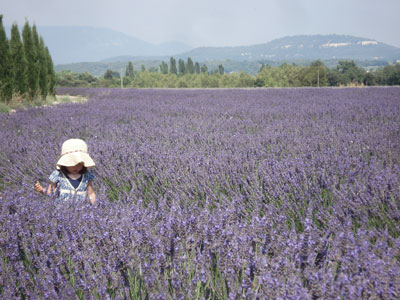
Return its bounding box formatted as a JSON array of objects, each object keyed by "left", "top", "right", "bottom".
[
  {"left": 174, "top": 35, "right": 400, "bottom": 62},
  {"left": 96, "top": 34, "right": 400, "bottom": 66},
  {"left": 5, "top": 25, "right": 193, "bottom": 64}
]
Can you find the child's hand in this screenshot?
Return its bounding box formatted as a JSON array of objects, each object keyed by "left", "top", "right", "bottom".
[{"left": 34, "top": 181, "right": 44, "bottom": 194}]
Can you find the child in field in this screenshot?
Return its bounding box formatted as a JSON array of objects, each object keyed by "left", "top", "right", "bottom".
[{"left": 34, "top": 139, "right": 96, "bottom": 204}]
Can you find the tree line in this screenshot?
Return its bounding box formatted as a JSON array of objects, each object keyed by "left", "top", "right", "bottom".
[
  {"left": 57, "top": 57, "right": 400, "bottom": 89},
  {"left": 0, "top": 15, "right": 56, "bottom": 105}
]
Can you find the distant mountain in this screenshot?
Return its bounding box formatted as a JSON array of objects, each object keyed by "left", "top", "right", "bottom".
[
  {"left": 5, "top": 26, "right": 193, "bottom": 64},
  {"left": 99, "top": 34, "right": 400, "bottom": 66},
  {"left": 173, "top": 35, "right": 400, "bottom": 62}
]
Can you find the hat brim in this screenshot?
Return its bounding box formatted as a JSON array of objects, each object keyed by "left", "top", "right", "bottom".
[{"left": 56, "top": 152, "right": 95, "bottom": 169}]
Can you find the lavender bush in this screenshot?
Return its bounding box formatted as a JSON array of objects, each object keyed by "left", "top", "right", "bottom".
[{"left": 1, "top": 87, "right": 399, "bottom": 299}]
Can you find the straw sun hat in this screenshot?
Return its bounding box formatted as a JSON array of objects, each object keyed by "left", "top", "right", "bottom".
[{"left": 56, "top": 139, "right": 95, "bottom": 169}]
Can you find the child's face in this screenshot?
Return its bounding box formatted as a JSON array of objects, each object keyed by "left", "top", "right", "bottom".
[{"left": 66, "top": 163, "right": 84, "bottom": 175}]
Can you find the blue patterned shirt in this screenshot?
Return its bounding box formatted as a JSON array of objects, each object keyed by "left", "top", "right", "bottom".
[{"left": 49, "top": 170, "right": 95, "bottom": 202}]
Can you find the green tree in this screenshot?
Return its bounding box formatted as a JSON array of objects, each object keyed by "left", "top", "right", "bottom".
[
  {"left": 38, "top": 37, "right": 48, "bottom": 98},
  {"left": 382, "top": 64, "right": 400, "bottom": 85},
  {"left": 194, "top": 62, "right": 200, "bottom": 74},
  {"left": 78, "top": 71, "right": 97, "bottom": 84},
  {"left": 300, "top": 60, "right": 327, "bottom": 87},
  {"left": 178, "top": 59, "right": 186, "bottom": 75},
  {"left": 254, "top": 77, "right": 264, "bottom": 87},
  {"left": 45, "top": 46, "right": 56, "bottom": 95},
  {"left": 22, "top": 21, "right": 38, "bottom": 101},
  {"left": 170, "top": 57, "right": 177, "bottom": 74},
  {"left": 363, "top": 71, "right": 376, "bottom": 86},
  {"left": 104, "top": 69, "right": 113, "bottom": 79},
  {"left": 257, "top": 65, "right": 289, "bottom": 87},
  {"left": 187, "top": 57, "right": 194, "bottom": 74},
  {"left": 0, "top": 15, "right": 13, "bottom": 103},
  {"left": 238, "top": 71, "right": 254, "bottom": 87},
  {"left": 337, "top": 60, "right": 365, "bottom": 85},
  {"left": 218, "top": 64, "right": 224, "bottom": 75},
  {"left": 9, "top": 23, "right": 27, "bottom": 96},
  {"left": 141, "top": 64, "right": 146, "bottom": 72},
  {"left": 200, "top": 64, "right": 208, "bottom": 74},
  {"left": 326, "top": 69, "right": 341, "bottom": 86},
  {"left": 125, "top": 61, "right": 134, "bottom": 78},
  {"left": 32, "top": 25, "right": 46, "bottom": 98},
  {"left": 160, "top": 61, "right": 168, "bottom": 74}
]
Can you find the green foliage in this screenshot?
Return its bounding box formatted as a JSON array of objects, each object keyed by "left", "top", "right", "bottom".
[
  {"left": 125, "top": 61, "right": 134, "bottom": 78},
  {"left": 56, "top": 70, "right": 100, "bottom": 88},
  {"left": 257, "top": 65, "right": 290, "bottom": 87},
  {"left": 187, "top": 57, "right": 194, "bottom": 74},
  {"left": 194, "top": 62, "right": 200, "bottom": 74},
  {"left": 0, "top": 101, "right": 11, "bottom": 113},
  {"left": 54, "top": 58, "right": 400, "bottom": 89},
  {"left": 178, "top": 59, "right": 186, "bottom": 75},
  {"left": 218, "top": 64, "right": 224, "bottom": 75},
  {"left": 375, "top": 63, "right": 400, "bottom": 85},
  {"left": 38, "top": 37, "right": 48, "bottom": 98},
  {"left": 364, "top": 72, "right": 376, "bottom": 86},
  {"left": 169, "top": 57, "right": 177, "bottom": 74},
  {"left": 300, "top": 60, "right": 327, "bottom": 87},
  {"left": 0, "top": 15, "right": 13, "bottom": 103},
  {"left": 326, "top": 69, "right": 341, "bottom": 86},
  {"left": 45, "top": 46, "right": 56, "bottom": 96},
  {"left": 200, "top": 64, "right": 208, "bottom": 74},
  {"left": 0, "top": 16, "right": 55, "bottom": 108},
  {"left": 159, "top": 61, "right": 168, "bottom": 74},
  {"left": 104, "top": 69, "right": 113, "bottom": 80},
  {"left": 336, "top": 60, "right": 365, "bottom": 84},
  {"left": 9, "top": 23, "right": 27, "bottom": 96},
  {"left": 22, "top": 21, "right": 38, "bottom": 101}
]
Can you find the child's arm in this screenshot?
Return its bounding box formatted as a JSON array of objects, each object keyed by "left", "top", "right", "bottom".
[
  {"left": 87, "top": 182, "right": 96, "bottom": 205},
  {"left": 34, "top": 181, "right": 56, "bottom": 196}
]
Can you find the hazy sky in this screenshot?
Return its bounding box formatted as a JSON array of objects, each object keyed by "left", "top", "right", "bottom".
[{"left": 3, "top": 0, "right": 400, "bottom": 48}]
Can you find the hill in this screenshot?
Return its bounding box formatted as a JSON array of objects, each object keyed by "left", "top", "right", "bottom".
[
  {"left": 173, "top": 35, "right": 400, "bottom": 62},
  {"left": 99, "top": 34, "right": 400, "bottom": 63}
]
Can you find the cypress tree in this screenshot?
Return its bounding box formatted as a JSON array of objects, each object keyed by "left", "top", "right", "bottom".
[
  {"left": 170, "top": 57, "right": 177, "bottom": 74},
  {"left": 32, "top": 25, "right": 47, "bottom": 99},
  {"left": 218, "top": 64, "right": 224, "bottom": 75},
  {"left": 38, "top": 37, "right": 48, "bottom": 98},
  {"left": 45, "top": 46, "right": 55, "bottom": 96},
  {"left": 187, "top": 57, "right": 194, "bottom": 74},
  {"left": 22, "top": 21, "right": 38, "bottom": 101},
  {"left": 0, "top": 15, "right": 13, "bottom": 103},
  {"left": 200, "top": 64, "right": 208, "bottom": 74},
  {"left": 125, "top": 61, "right": 134, "bottom": 78},
  {"left": 9, "top": 23, "right": 27, "bottom": 96},
  {"left": 194, "top": 62, "right": 200, "bottom": 74},
  {"left": 178, "top": 59, "right": 186, "bottom": 75},
  {"left": 160, "top": 61, "right": 168, "bottom": 74}
]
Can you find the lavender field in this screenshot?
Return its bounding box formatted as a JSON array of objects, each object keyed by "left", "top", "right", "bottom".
[{"left": 1, "top": 87, "right": 400, "bottom": 299}]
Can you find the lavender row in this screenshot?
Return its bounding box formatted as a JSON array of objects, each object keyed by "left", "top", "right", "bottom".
[{"left": 1, "top": 87, "right": 400, "bottom": 299}]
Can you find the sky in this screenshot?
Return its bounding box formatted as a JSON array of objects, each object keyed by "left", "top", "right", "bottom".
[{"left": 2, "top": 0, "right": 400, "bottom": 48}]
